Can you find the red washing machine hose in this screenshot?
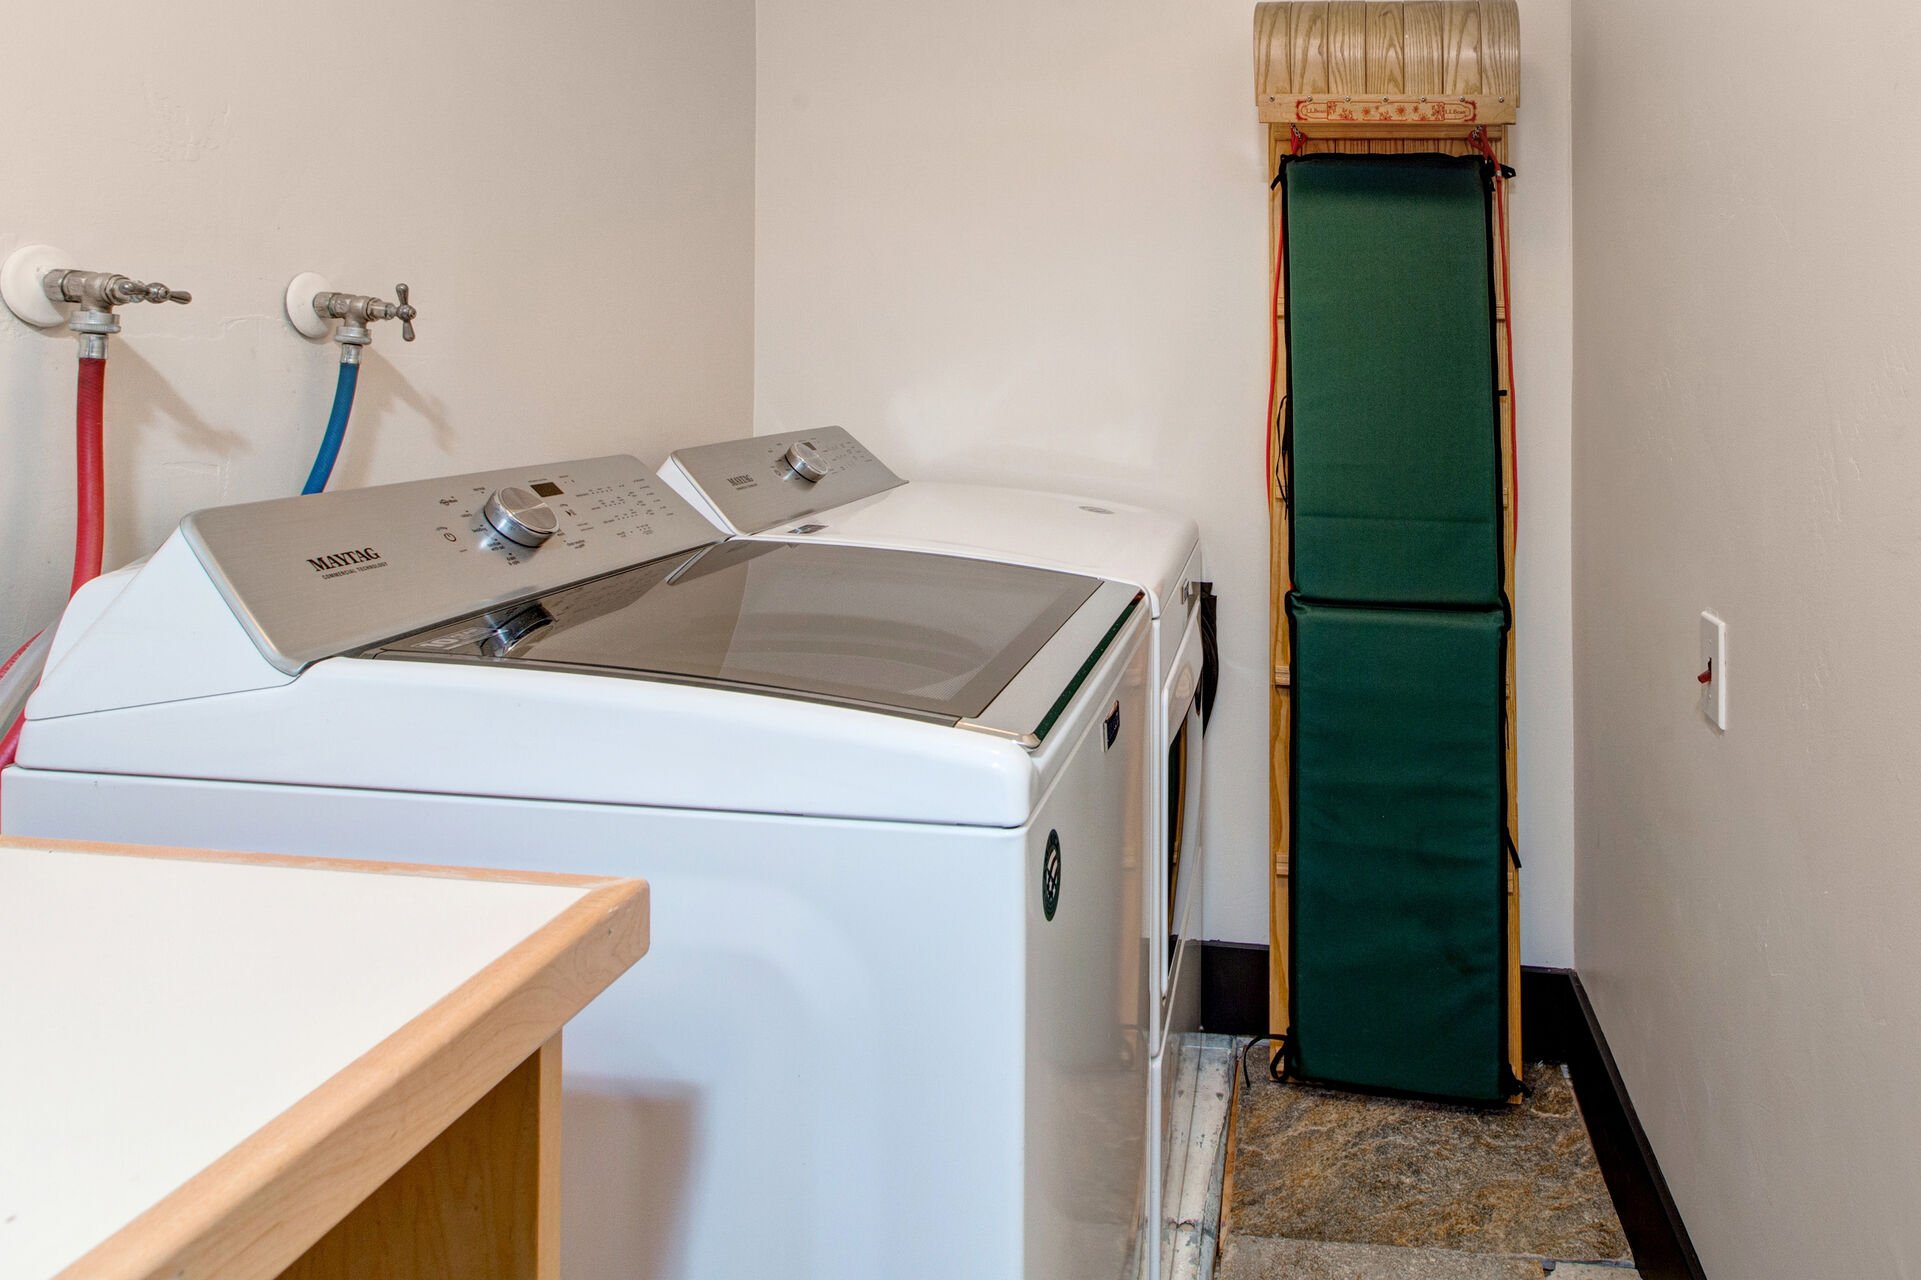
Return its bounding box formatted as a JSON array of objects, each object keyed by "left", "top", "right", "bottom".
[
  {"left": 72, "top": 356, "right": 106, "bottom": 593},
  {"left": 0, "top": 356, "right": 110, "bottom": 814}
]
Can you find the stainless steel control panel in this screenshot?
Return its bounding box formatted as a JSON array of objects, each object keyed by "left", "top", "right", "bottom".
[
  {"left": 663, "top": 426, "right": 904, "bottom": 533},
  {"left": 181, "top": 455, "right": 722, "bottom": 673}
]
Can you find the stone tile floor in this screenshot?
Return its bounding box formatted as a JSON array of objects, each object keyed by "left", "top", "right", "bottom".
[{"left": 1218, "top": 1062, "right": 1639, "bottom": 1279}]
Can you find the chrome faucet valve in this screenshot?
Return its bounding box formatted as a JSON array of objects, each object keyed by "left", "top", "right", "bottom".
[
  {"left": 42, "top": 269, "right": 193, "bottom": 312},
  {"left": 287, "top": 274, "right": 419, "bottom": 361},
  {"left": 0, "top": 247, "right": 194, "bottom": 357}
]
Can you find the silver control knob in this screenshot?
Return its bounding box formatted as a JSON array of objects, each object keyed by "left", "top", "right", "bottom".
[
  {"left": 784, "top": 441, "right": 828, "bottom": 483},
  {"left": 482, "top": 486, "right": 560, "bottom": 548}
]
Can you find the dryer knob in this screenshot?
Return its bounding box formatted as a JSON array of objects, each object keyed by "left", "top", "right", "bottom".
[
  {"left": 784, "top": 441, "right": 829, "bottom": 483},
  {"left": 483, "top": 486, "right": 560, "bottom": 548}
]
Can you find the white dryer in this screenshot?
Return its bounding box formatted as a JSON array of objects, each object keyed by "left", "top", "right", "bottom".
[
  {"left": 3, "top": 456, "right": 1152, "bottom": 1280},
  {"left": 658, "top": 429, "right": 1212, "bottom": 1269}
]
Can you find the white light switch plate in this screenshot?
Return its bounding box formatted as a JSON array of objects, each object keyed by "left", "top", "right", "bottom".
[{"left": 1699, "top": 611, "right": 1726, "bottom": 731}]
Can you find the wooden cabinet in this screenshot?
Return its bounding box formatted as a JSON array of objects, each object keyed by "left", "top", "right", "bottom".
[{"left": 0, "top": 839, "right": 648, "bottom": 1280}]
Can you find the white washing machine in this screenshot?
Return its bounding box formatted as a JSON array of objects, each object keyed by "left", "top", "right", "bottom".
[
  {"left": 657, "top": 428, "right": 1212, "bottom": 1268},
  {"left": 3, "top": 456, "right": 1153, "bottom": 1280}
]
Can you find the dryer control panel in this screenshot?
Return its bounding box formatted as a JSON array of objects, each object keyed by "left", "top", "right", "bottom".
[
  {"left": 659, "top": 426, "right": 904, "bottom": 534},
  {"left": 182, "top": 455, "right": 721, "bottom": 674}
]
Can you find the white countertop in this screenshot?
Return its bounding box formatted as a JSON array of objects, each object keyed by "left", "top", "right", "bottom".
[{"left": 0, "top": 842, "right": 619, "bottom": 1280}]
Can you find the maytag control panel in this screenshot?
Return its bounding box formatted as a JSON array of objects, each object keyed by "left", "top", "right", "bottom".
[
  {"left": 660, "top": 426, "right": 904, "bottom": 533},
  {"left": 182, "top": 455, "right": 722, "bottom": 673}
]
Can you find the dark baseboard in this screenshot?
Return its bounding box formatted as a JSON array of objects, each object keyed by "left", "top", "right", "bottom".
[
  {"left": 1198, "top": 940, "right": 1270, "bottom": 1037},
  {"left": 1552, "top": 969, "right": 1708, "bottom": 1280},
  {"left": 1196, "top": 945, "right": 1707, "bottom": 1280},
  {"left": 1517, "top": 964, "right": 1582, "bottom": 1062}
]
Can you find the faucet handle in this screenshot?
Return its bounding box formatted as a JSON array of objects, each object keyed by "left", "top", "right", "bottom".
[
  {"left": 394, "top": 282, "right": 417, "bottom": 341},
  {"left": 141, "top": 281, "right": 192, "bottom": 305},
  {"left": 108, "top": 277, "right": 188, "bottom": 306}
]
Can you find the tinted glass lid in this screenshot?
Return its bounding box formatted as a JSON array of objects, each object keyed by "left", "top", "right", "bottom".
[{"left": 373, "top": 540, "right": 1101, "bottom": 721}]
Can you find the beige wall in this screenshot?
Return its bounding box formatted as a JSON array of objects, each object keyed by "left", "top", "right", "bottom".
[
  {"left": 0, "top": 1, "right": 753, "bottom": 657},
  {"left": 756, "top": 0, "right": 1577, "bottom": 962},
  {"left": 1573, "top": 0, "right": 1921, "bottom": 1272}
]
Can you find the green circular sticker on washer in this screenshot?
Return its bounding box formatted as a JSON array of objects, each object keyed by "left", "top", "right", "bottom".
[{"left": 1042, "top": 829, "right": 1062, "bottom": 921}]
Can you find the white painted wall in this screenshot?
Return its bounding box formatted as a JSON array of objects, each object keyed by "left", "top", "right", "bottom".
[
  {"left": 0, "top": 1, "right": 753, "bottom": 659},
  {"left": 1573, "top": 1, "right": 1921, "bottom": 1273},
  {"left": 756, "top": 0, "right": 1576, "bottom": 963}
]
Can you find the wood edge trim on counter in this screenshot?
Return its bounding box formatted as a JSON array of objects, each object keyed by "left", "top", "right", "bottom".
[
  {"left": 1, "top": 835, "right": 634, "bottom": 892},
  {"left": 53, "top": 871, "right": 650, "bottom": 1280}
]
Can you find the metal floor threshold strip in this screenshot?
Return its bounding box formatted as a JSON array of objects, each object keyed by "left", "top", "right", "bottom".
[{"left": 1161, "top": 1034, "right": 1241, "bottom": 1280}]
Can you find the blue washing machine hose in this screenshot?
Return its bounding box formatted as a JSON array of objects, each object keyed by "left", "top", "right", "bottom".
[{"left": 302, "top": 359, "right": 360, "bottom": 495}]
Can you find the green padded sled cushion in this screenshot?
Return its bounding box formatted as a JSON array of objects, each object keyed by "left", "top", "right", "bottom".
[
  {"left": 1286, "top": 596, "right": 1509, "bottom": 1102},
  {"left": 1285, "top": 153, "right": 1504, "bottom": 608}
]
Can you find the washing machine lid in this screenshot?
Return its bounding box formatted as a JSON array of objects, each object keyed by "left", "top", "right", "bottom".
[
  {"left": 765, "top": 482, "right": 1198, "bottom": 620},
  {"left": 659, "top": 427, "right": 1200, "bottom": 618},
  {"left": 368, "top": 540, "right": 1128, "bottom": 742}
]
